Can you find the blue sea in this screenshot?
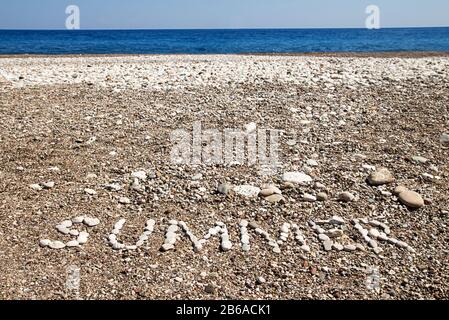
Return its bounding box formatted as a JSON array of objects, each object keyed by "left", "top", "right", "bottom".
[{"left": 0, "top": 28, "right": 449, "bottom": 54}]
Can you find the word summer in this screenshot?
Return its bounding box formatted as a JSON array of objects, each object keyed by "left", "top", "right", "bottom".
[{"left": 39, "top": 215, "right": 415, "bottom": 255}]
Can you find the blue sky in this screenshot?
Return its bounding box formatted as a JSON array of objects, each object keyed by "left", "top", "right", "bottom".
[{"left": 0, "top": 0, "right": 448, "bottom": 29}]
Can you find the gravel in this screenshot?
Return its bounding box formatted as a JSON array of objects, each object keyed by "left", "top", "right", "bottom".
[{"left": 0, "top": 54, "right": 448, "bottom": 300}]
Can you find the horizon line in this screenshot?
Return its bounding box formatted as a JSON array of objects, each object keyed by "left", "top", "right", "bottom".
[{"left": 1, "top": 25, "right": 449, "bottom": 31}]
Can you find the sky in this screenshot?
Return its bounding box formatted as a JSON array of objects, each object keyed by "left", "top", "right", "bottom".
[{"left": 0, "top": 0, "right": 448, "bottom": 29}]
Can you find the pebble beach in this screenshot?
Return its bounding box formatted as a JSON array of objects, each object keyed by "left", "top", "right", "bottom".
[{"left": 0, "top": 54, "right": 448, "bottom": 300}]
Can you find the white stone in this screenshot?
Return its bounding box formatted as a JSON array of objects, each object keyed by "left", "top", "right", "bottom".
[
  {"left": 114, "top": 219, "right": 126, "bottom": 230},
  {"left": 233, "top": 185, "right": 260, "bottom": 198},
  {"left": 282, "top": 172, "right": 313, "bottom": 185},
  {"left": 49, "top": 241, "right": 66, "bottom": 249},
  {"left": 39, "top": 239, "right": 51, "bottom": 247},
  {"left": 302, "top": 193, "right": 317, "bottom": 202},
  {"left": 118, "top": 197, "right": 131, "bottom": 204},
  {"left": 368, "top": 228, "right": 381, "bottom": 238},
  {"left": 60, "top": 220, "right": 73, "bottom": 228},
  {"left": 56, "top": 225, "right": 70, "bottom": 235},
  {"left": 84, "top": 188, "right": 97, "bottom": 195},
  {"left": 42, "top": 181, "right": 55, "bottom": 189},
  {"left": 329, "top": 216, "right": 345, "bottom": 225},
  {"left": 30, "top": 184, "right": 43, "bottom": 191},
  {"left": 72, "top": 216, "right": 85, "bottom": 223},
  {"left": 77, "top": 232, "right": 89, "bottom": 244},
  {"left": 221, "top": 241, "right": 233, "bottom": 251},
  {"left": 161, "top": 243, "right": 174, "bottom": 251},
  {"left": 103, "top": 183, "right": 122, "bottom": 191},
  {"left": 83, "top": 217, "right": 100, "bottom": 227},
  {"left": 239, "top": 220, "right": 249, "bottom": 228},
  {"left": 66, "top": 240, "right": 80, "bottom": 247},
  {"left": 131, "top": 171, "right": 147, "bottom": 181}
]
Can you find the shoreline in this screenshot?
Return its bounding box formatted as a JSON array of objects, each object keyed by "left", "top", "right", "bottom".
[{"left": 1, "top": 51, "right": 449, "bottom": 59}]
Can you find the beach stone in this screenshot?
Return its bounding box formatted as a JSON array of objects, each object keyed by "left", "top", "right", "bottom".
[
  {"left": 338, "top": 192, "right": 355, "bottom": 202},
  {"left": 77, "top": 232, "right": 89, "bottom": 244},
  {"left": 315, "top": 182, "right": 326, "bottom": 189},
  {"left": 233, "top": 185, "right": 260, "bottom": 198},
  {"left": 369, "top": 228, "right": 381, "bottom": 238},
  {"left": 367, "top": 168, "right": 395, "bottom": 186},
  {"left": 256, "top": 276, "right": 266, "bottom": 285},
  {"left": 112, "top": 243, "right": 125, "bottom": 250},
  {"left": 113, "top": 220, "right": 126, "bottom": 232},
  {"left": 191, "top": 173, "right": 203, "bottom": 181},
  {"left": 316, "top": 192, "right": 328, "bottom": 201},
  {"left": 239, "top": 220, "right": 249, "bottom": 228},
  {"left": 60, "top": 220, "right": 73, "bottom": 228},
  {"left": 49, "top": 241, "right": 66, "bottom": 249},
  {"left": 217, "top": 183, "right": 232, "bottom": 195},
  {"left": 86, "top": 173, "right": 97, "bottom": 179},
  {"left": 39, "top": 239, "right": 51, "bottom": 247},
  {"left": 302, "top": 193, "right": 316, "bottom": 202},
  {"left": 265, "top": 194, "right": 285, "bottom": 204},
  {"left": 344, "top": 244, "right": 357, "bottom": 252},
  {"left": 329, "top": 216, "right": 345, "bottom": 225},
  {"left": 326, "top": 229, "right": 343, "bottom": 238},
  {"left": 323, "top": 240, "right": 333, "bottom": 251},
  {"left": 306, "top": 159, "right": 319, "bottom": 167},
  {"left": 248, "top": 221, "right": 259, "bottom": 229},
  {"left": 273, "top": 247, "right": 281, "bottom": 254},
  {"left": 167, "top": 225, "right": 179, "bottom": 234},
  {"left": 56, "top": 225, "right": 70, "bottom": 235},
  {"left": 333, "top": 243, "right": 344, "bottom": 251},
  {"left": 393, "top": 185, "right": 408, "bottom": 196},
  {"left": 282, "top": 172, "right": 313, "bottom": 185},
  {"left": 104, "top": 183, "right": 122, "bottom": 191},
  {"left": 241, "top": 234, "right": 250, "bottom": 244},
  {"left": 260, "top": 186, "right": 282, "bottom": 197},
  {"left": 119, "top": 197, "right": 131, "bottom": 204},
  {"left": 440, "top": 133, "right": 449, "bottom": 145},
  {"left": 30, "top": 184, "right": 43, "bottom": 191},
  {"left": 161, "top": 243, "right": 175, "bottom": 251},
  {"left": 83, "top": 217, "right": 100, "bottom": 227},
  {"left": 281, "top": 182, "right": 295, "bottom": 190},
  {"left": 221, "top": 241, "right": 232, "bottom": 251},
  {"left": 204, "top": 284, "right": 215, "bottom": 294},
  {"left": 66, "top": 240, "right": 80, "bottom": 247},
  {"left": 84, "top": 188, "right": 97, "bottom": 196},
  {"left": 72, "top": 216, "right": 85, "bottom": 224},
  {"left": 398, "top": 190, "right": 424, "bottom": 209},
  {"left": 260, "top": 188, "right": 275, "bottom": 197},
  {"left": 319, "top": 234, "right": 330, "bottom": 242},
  {"left": 42, "top": 181, "right": 55, "bottom": 189},
  {"left": 131, "top": 170, "right": 147, "bottom": 181},
  {"left": 412, "top": 156, "right": 428, "bottom": 164}
]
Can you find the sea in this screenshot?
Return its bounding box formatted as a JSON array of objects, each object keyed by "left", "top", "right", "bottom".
[{"left": 0, "top": 28, "right": 449, "bottom": 55}]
